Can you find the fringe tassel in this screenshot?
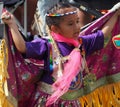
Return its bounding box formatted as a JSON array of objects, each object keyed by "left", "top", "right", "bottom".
[
  {"left": 46, "top": 48, "right": 82, "bottom": 106},
  {"left": 79, "top": 82, "right": 120, "bottom": 107},
  {"left": 0, "top": 39, "right": 14, "bottom": 107}
]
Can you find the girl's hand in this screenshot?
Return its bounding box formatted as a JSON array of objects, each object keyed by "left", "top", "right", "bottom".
[
  {"left": 114, "top": 8, "right": 120, "bottom": 16},
  {"left": 1, "top": 10, "right": 16, "bottom": 27},
  {"left": 110, "top": 2, "right": 120, "bottom": 12}
]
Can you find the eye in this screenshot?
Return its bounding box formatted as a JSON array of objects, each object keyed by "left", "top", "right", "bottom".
[
  {"left": 68, "top": 23, "right": 73, "bottom": 26},
  {"left": 76, "top": 19, "right": 80, "bottom": 24}
]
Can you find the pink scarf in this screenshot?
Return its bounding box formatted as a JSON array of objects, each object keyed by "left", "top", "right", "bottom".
[
  {"left": 46, "top": 32, "right": 82, "bottom": 106},
  {"left": 51, "top": 32, "right": 79, "bottom": 47}
]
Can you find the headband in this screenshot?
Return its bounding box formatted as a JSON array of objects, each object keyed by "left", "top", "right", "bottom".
[{"left": 46, "top": 10, "right": 77, "bottom": 17}]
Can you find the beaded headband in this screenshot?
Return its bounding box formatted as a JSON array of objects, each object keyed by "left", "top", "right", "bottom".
[{"left": 46, "top": 10, "right": 77, "bottom": 17}]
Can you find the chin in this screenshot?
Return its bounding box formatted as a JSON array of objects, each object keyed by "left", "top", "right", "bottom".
[{"left": 73, "top": 36, "right": 78, "bottom": 39}]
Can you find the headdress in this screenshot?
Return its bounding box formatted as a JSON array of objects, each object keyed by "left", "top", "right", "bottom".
[{"left": 46, "top": 10, "right": 77, "bottom": 17}]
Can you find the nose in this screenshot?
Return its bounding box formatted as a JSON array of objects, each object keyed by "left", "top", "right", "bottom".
[{"left": 74, "top": 22, "right": 80, "bottom": 31}]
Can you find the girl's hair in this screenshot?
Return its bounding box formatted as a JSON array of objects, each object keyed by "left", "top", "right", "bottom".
[{"left": 46, "top": 2, "right": 76, "bottom": 29}]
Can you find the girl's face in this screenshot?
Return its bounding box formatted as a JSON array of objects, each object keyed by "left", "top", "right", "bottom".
[{"left": 55, "top": 8, "right": 81, "bottom": 39}]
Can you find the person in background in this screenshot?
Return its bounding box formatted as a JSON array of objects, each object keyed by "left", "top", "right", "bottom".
[
  {"left": 37, "top": 0, "right": 60, "bottom": 36},
  {"left": 1, "top": 2, "right": 120, "bottom": 107}
]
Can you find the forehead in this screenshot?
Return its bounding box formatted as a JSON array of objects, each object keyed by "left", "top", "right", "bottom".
[{"left": 61, "top": 13, "right": 79, "bottom": 22}]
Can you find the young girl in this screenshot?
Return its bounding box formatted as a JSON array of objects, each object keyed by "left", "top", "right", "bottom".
[{"left": 1, "top": 2, "right": 120, "bottom": 107}]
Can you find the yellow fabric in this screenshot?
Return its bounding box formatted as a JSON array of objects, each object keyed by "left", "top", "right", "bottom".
[
  {"left": 79, "top": 81, "right": 120, "bottom": 107},
  {"left": 0, "top": 39, "right": 14, "bottom": 107}
]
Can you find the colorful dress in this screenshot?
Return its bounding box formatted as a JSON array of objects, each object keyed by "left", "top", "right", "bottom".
[
  {"left": 2, "top": 9, "right": 120, "bottom": 107},
  {"left": 23, "top": 30, "right": 104, "bottom": 107}
]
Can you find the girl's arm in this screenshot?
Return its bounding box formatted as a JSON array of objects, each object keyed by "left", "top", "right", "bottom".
[
  {"left": 1, "top": 11, "right": 26, "bottom": 53},
  {"left": 101, "top": 9, "right": 120, "bottom": 39}
]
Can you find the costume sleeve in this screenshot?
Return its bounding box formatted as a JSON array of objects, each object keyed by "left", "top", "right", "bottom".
[
  {"left": 25, "top": 38, "right": 49, "bottom": 60},
  {"left": 80, "top": 30, "right": 104, "bottom": 56}
]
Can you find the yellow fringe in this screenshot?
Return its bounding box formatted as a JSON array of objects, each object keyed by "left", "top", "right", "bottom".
[
  {"left": 0, "top": 39, "right": 14, "bottom": 107},
  {"left": 79, "top": 81, "right": 120, "bottom": 107}
]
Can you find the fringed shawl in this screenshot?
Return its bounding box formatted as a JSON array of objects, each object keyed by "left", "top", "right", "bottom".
[
  {"left": 79, "top": 10, "right": 120, "bottom": 107},
  {"left": 0, "top": 7, "right": 120, "bottom": 107}
]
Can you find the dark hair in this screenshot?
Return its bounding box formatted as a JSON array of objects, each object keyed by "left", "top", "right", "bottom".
[{"left": 46, "top": 2, "right": 76, "bottom": 29}]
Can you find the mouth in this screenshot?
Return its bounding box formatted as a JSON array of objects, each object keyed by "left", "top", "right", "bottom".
[{"left": 73, "top": 32, "right": 79, "bottom": 38}]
